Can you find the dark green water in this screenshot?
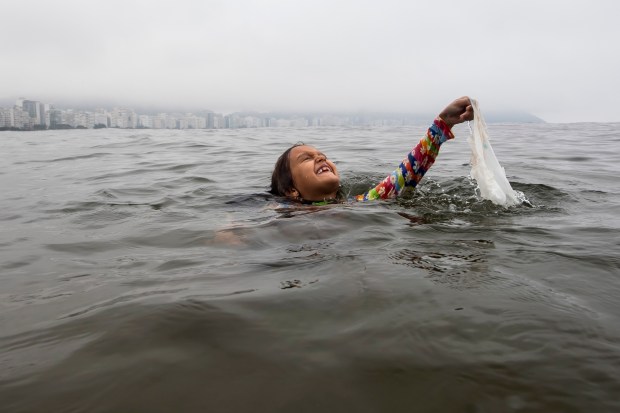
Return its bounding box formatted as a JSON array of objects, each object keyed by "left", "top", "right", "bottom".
[{"left": 1, "top": 123, "right": 619, "bottom": 412}]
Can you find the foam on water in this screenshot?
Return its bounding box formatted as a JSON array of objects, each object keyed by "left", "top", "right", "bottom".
[{"left": 468, "top": 99, "right": 519, "bottom": 206}]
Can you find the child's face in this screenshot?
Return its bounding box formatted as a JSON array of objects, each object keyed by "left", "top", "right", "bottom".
[{"left": 288, "top": 145, "right": 340, "bottom": 201}]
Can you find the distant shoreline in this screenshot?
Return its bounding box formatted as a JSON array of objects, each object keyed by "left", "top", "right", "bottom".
[{"left": 0, "top": 97, "right": 545, "bottom": 130}]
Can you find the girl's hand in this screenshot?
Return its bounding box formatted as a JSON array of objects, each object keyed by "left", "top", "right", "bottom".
[{"left": 439, "top": 97, "right": 474, "bottom": 128}]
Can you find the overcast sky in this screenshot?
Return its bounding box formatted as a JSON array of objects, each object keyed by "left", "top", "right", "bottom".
[{"left": 2, "top": 0, "right": 619, "bottom": 122}]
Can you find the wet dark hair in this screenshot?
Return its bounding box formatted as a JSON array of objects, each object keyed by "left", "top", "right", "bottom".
[{"left": 269, "top": 142, "right": 304, "bottom": 197}]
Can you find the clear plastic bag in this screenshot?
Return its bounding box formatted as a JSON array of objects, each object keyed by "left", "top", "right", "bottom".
[{"left": 467, "top": 99, "right": 519, "bottom": 206}]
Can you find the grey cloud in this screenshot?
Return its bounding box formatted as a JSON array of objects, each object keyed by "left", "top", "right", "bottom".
[{"left": 1, "top": 0, "right": 619, "bottom": 122}]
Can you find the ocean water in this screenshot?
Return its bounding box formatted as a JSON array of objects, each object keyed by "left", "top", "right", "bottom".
[{"left": 1, "top": 123, "right": 619, "bottom": 412}]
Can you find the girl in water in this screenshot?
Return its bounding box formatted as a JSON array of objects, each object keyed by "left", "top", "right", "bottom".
[{"left": 270, "top": 96, "right": 474, "bottom": 204}]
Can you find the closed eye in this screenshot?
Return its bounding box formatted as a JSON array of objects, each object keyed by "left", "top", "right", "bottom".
[
  {"left": 296, "top": 151, "right": 328, "bottom": 162},
  {"left": 297, "top": 153, "right": 315, "bottom": 162}
]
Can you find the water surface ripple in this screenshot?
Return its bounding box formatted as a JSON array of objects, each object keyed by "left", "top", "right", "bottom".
[{"left": 1, "top": 124, "right": 620, "bottom": 412}]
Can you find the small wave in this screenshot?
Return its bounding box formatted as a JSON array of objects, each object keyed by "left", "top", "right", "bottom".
[
  {"left": 510, "top": 182, "right": 571, "bottom": 209},
  {"left": 154, "top": 258, "right": 205, "bottom": 272},
  {"left": 163, "top": 175, "right": 214, "bottom": 185},
  {"left": 162, "top": 163, "right": 202, "bottom": 172},
  {"left": 561, "top": 156, "right": 594, "bottom": 162},
  {"left": 94, "top": 187, "right": 160, "bottom": 198},
  {"left": 183, "top": 143, "right": 213, "bottom": 149},
  {"left": 224, "top": 193, "right": 274, "bottom": 206},
  {"left": 1, "top": 257, "right": 39, "bottom": 270},
  {"left": 48, "top": 197, "right": 176, "bottom": 215},
  {"left": 122, "top": 228, "right": 216, "bottom": 249},
  {"left": 0, "top": 213, "right": 22, "bottom": 221},
  {"left": 91, "top": 136, "right": 154, "bottom": 149},
  {"left": 510, "top": 182, "right": 567, "bottom": 198},
  {"left": 87, "top": 168, "right": 160, "bottom": 181},
  {"left": 16, "top": 152, "right": 113, "bottom": 164},
  {"left": 60, "top": 289, "right": 187, "bottom": 319},
  {"left": 45, "top": 240, "right": 126, "bottom": 254}
]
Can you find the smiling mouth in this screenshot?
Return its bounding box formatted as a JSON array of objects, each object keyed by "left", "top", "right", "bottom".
[{"left": 316, "top": 164, "right": 333, "bottom": 175}]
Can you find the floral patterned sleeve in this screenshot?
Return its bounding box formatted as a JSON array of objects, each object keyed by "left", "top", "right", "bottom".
[{"left": 355, "top": 118, "right": 455, "bottom": 201}]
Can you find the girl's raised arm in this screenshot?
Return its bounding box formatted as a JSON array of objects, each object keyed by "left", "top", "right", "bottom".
[{"left": 356, "top": 97, "right": 472, "bottom": 201}]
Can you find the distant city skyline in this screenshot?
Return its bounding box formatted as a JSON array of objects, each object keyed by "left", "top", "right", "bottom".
[
  {"left": 0, "top": 96, "right": 546, "bottom": 131},
  {"left": 0, "top": 95, "right": 543, "bottom": 121}
]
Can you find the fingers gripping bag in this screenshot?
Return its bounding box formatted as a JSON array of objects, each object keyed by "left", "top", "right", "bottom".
[{"left": 467, "top": 99, "right": 519, "bottom": 206}]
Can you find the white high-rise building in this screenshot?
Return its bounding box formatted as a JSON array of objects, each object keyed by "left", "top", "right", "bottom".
[
  {"left": 110, "top": 108, "right": 137, "bottom": 128},
  {"left": 0, "top": 107, "right": 15, "bottom": 128},
  {"left": 63, "top": 110, "right": 76, "bottom": 127},
  {"left": 138, "top": 115, "right": 153, "bottom": 128},
  {"left": 153, "top": 114, "right": 166, "bottom": 129},
  {"left": 94, "top": 111, "right": 109, "bottom": 127},
  {"left": 74, "top": 111, "right": 95, "bottom": 128},
  {"left": 11, "top": 98, "right": 51, "bottom": 128},
  {"left": 212, "top": 114, "right": 224, "bottom": 129},
  {"left": 49, "top": 108, "right": 63, "bottom": 128}
]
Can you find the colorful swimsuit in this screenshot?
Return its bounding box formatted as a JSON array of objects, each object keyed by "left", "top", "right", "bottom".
[{"left": 355, "top": 117, "right": 454, "bottom": 201}]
